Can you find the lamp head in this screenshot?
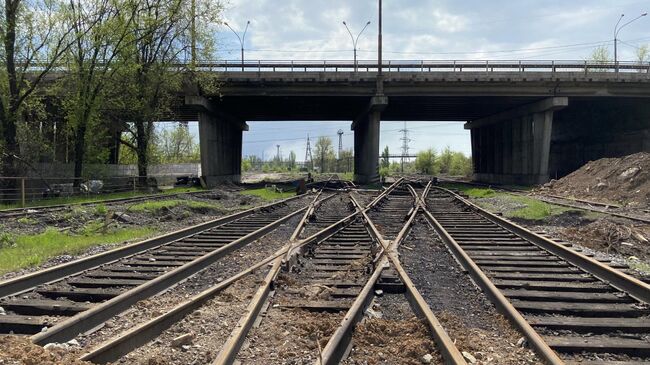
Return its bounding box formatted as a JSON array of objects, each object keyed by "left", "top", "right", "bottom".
[
  {"left": 224, "top": 22, "right": 229, "bottom": 26},
  {"left": 247, "top": 20, "right": 251, "bottom": 24},
  {"left": 642, "top": 12, "right": 648, "bottom": 16},
  {"left": 366, "top": 21, "right": 371, "bottom": 25},
  {"left": 343, "top": 21, "right": 347, "bottom": 25}
]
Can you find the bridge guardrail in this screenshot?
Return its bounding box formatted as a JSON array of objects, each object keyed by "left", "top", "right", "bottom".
[{"left": 192, "top": 59, "right": 650, "bottom": 74}]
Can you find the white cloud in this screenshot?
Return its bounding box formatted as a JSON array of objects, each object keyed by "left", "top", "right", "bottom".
[{"left": 431, "top": 9, "right": 468, "bottom": 33}]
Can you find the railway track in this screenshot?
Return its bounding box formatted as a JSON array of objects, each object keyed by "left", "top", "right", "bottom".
[
  {"left": 0, "top": 193, "right": 313, "bottom": 345},
  {"left": 214, "top": 180, "right": 465, "bottom": 365},
  {"left": 79, "top": 180, "right": 467, "bottom": 365},
  {"left": 440, "top": 178, "right": 650, "bottom": 224},
  {"left": 0, "top": 189, "right": 218, "bottom": 219},
  {"left": 424, "top": 186, "right": 650, "bottom": 364}
]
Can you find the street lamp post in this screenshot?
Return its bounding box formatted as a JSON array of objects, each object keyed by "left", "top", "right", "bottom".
[
  {"left": 614, "top": 12, "right": 647, "bottom": 68},
  {"left": 224, "top": 20, "right": 250, "bottom": 71},
  {"left": 342, "top": 20, "right": 371, "bottom": 72}
]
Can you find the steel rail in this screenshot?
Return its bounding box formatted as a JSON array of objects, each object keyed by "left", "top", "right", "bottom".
[
  {"left": 531, "top": 194, "right": 650, "bottom": 224},
  {"left": 31, "top": 197, "right": 310, "bottom": 345},
  {"left": 319, "top": 186, "right": 467, "bottom": 365},
  {"left": 79, "top": 192, "right": 338, "bottom": 364},
  {"left": 212, "top": 177, "right": 339, "bottom": 365},
  {"left": 436, "top": 186, "right": 650, "bottom": 304},
  {"left": 438, "top": 178, "right": 650, "bottom": 224},
  {"left": 212, "top": 180, "right": 405, "bottom": 365},
  {"left": 0, "top": 194, "right": 305, "bottom": 298},
  {"left": 213, "top": 198, "right": 353, "bottom": 365},
  {"left": 0, "top": 189, "right": 211, "bottom": 219},
  {"left": 421, "top": 196, "right": 564, "bottom": 365}
]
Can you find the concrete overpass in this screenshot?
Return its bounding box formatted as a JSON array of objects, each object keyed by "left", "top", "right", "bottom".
[{"left": 180, "top": 60, "right": 650, "bottom": 186}]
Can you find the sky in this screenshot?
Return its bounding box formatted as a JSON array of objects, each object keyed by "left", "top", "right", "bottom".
[{"left": 171, "top": 0, "right": 650, "bottom": 162}]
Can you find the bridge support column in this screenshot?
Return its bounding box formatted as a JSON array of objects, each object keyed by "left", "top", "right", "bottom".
[
  {"left": 352, "top": 96, "right": 388, "bottom": 185},
  {"left": 186, "top": 96, "right": 248, "bottom": 187},
  {"left": 465, "top": 97, "right": 568, "bottom": 186}
]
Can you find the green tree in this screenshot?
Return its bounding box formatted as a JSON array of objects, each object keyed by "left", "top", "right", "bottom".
[
  {"left": 437, "top": 146, "right": 453, "bottom": 174},
  {"left": 449, "top": 151, "right": 473, "bottom": 176},
  {"left": 637, "top": 44, "right": 649, "bottom": 64},
  {"left": 288, "top": 151, "right": 296, "bottom": 170},
  {"left": 590, "top": 46, "right": 612, "bottom": 63},
  {"left": 115, "top": 0, "right": 224, "bottom": 185},
  {"left": 339, "top": 149, "right": 353, "bottom": 172},
  {"left": 0, "top": 0, "right": 78, "bottom": 194},
  {"left": 64, "top": 0, "right": 138, "bottom": 185},
  {"left": 157, "top": 124, "right": 199, "bottom": 163},
  {"left": 314, "top": 136, "right": 335, "bottom": 173},
  {"left": 415, "top": 149, "right": 438, "bottom": 175},
  {"left": 380, "top": 146, "right": 390, "bottom": 168},
  {"left": 241, "top": 158, "right": 252, "bottom": 172}
]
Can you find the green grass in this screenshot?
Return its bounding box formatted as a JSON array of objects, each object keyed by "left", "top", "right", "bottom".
[
  {"left": 16, "top": 217, "right": 38, "bottom": 225},
  {"left": 128, "top": 199, "right": 221, "bottom": 213},
  {"left": 441, "top": 183, "right": 496, "bottom": 198},
  {"left": 240, "top": 187, "right": 296, "bottom": 201},
  {"left": 503, "top": 194, "right": 571, "bottom": 220},
  {"left": 473, "top": 193, "right": 572, "bottom": 221},
  {"left": 0, "top": 226, "right": 155, "bottom": 274},
  {"left": 336, "top": 172, "right": 354, "bottom": 181},
  {"left": 0, "top": 186, "right": 205, "bottom": 211},
  {"left": 441, "top": 182, "right": 574, "bottom": 220},
  {"left": 628, "top": 259, "right": 650, "bottom": 275}
]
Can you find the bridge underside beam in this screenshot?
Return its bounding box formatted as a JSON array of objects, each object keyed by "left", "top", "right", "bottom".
[{"left": 466, "top": 97, "right": 567, "bottom": 186}]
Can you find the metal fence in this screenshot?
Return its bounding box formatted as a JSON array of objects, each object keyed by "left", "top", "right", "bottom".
[
  {"left": 0, "top": 174, "right": 196, "bottom": 208},
  {"left": 196, "top": 59, "right": 650, "bottom": 74}
]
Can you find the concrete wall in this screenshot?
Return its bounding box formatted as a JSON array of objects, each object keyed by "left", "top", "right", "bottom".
[
  {"left": 467, "top": 98, "right": 564, "bottom": 185},
  {"left": 549, "top": 98, "right": 650, "bottom": 179}
]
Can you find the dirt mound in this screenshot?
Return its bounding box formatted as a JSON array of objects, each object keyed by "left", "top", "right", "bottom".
[
  {"left": 0, "top": 336, "right": 91, "bottom": 365},
  {"left": 539, "top": 152, "right": 650, "bottom": 207}
]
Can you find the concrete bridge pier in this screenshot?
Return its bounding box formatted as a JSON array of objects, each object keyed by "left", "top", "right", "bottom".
[
  {"left": 187, "top": 96, "right": 248, "bottom": 187},
  {"left": 465, "top": 97, "right": 568, "bottom": 186},
  {"left": 352, "top": 96, "right": 388, "bottom": 184}
]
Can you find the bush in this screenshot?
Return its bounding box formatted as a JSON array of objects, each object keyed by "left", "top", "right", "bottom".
[{"left": 415, "top": 149, "right": 438, "bottom": 174}]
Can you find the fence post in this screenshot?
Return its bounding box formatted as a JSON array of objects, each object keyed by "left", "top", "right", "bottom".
[
  {"left": 132, "top": 177, "right": 137, "bottom": 193},
  {"left": 20, "top": 178, "right": 25, "bottom": 208}
]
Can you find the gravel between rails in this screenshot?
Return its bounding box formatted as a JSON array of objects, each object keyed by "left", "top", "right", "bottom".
[
  {"left": 301, "top": 193, "right": 354, "bottom": 238},
  {"left": 237, "top": 308, "right": 344, "bottom": 365},
  {"left": 350, "top": 191, "right": 378, "bottom": 207},
  {"left": 399, "top": 216, "right": 542, "bottom": 365},
  {"left": 66, "top": 211, "right": 304, "bottom": 355},
  {"left": 342, "top": 293, "right": 443, "bottom": 365},
  {"left": 117, "top": 273, "right": 264, "bottom": 364}
]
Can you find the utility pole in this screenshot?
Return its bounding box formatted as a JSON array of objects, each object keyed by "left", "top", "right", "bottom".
[
  {"left": 614, "top": 13, "right": 647, "bottom": 67},
  {"left": 276, "top": 144, "right": 281, "bottom": 161},
  {"left": 399, "top": 122, "right": 411, "bottom": 173},
  {"left": 337, "top": 129, "right": 344, "bottom": 172},
  {"left": 305, "top": 135, "right": 313, "bottom": 171},
  {"left": 224, "top": 20, "right": 250, "bottom": 71},
  {"left": 342, "top": 21, "right": 371, "bottom": 72}
]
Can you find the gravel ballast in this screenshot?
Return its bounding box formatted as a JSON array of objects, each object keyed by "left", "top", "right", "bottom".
[{"left": 399, "top": 216, "right": 542, "bottom": 365}]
